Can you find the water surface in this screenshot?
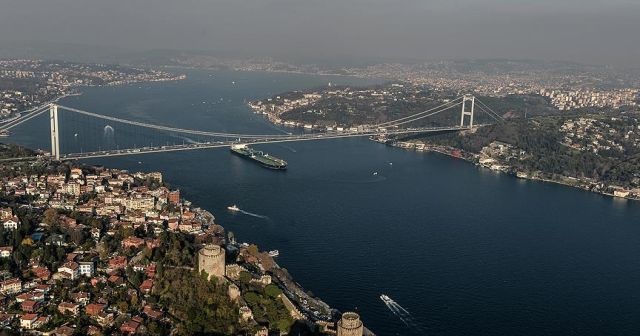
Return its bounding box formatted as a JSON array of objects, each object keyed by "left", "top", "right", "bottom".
[{"left": 9, "top": 69, "right": 640, "bottom": 335}]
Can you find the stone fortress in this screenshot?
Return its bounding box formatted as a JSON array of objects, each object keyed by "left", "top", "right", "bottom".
[
  {"left": 337, "top": 312, "right": 364, "bottom": 336},
  {"left": 198, "top": 244, "right": 226, "bottom": 280},
  {"left": 199, "top": 244, "right": 368, "bottom": 336}
]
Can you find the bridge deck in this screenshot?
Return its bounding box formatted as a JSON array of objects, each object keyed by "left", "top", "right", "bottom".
[{"left": 61, "top": 126, "right": 477, "bottom": 159}]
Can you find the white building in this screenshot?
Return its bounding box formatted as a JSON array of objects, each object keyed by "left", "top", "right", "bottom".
[
  {"left": 2, "top": 217, "right": 19, "bottom": 230},
  {"left": 57, "top": 262, "right": 79, "bottom": 280},
  {"left": 20, "top": 314, "right": 38, "bottom": 330},
  {"left": 79, "top": 261, "right": 95, "bottom": 277},
  {"left": 0, "top": 246, "right": 12, "bottom": 258}
]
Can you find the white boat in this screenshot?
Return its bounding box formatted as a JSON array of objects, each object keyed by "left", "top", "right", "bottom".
[
  {"left": 268, "top": 250, "right": 280, "bottom": 257},
  {"left": 227, "top": 204, "right": 240, "bottom": 211},
  {"left": 380, "top": 294, "right": 392, "bottom": 303}
]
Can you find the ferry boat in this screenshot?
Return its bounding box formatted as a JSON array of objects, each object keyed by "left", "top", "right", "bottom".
[
  {"left": 268, "top": 250, "right": 280, "bottom": 257},
  {"left": 380, "top": 294, "right": 392, "bottom": 304},
  {"left": 227, "top": 204, "right": 240, "bottom": 212},
  {"left": 230, "top": 144, "right": 287, "bottom": 170}
]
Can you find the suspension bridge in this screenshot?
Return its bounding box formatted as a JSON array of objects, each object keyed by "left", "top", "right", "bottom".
[{"left": 0, "top": 94, "right": 503, "bottom": 161}]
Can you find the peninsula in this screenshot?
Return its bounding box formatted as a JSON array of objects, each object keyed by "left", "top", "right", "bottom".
[{"left": 248, "top": 77, "right": 640, "bottom": 200}]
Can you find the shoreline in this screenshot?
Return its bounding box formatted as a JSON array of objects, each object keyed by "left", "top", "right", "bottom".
[
  {"left": 0, "top": 74, "right": 186, "bottom": 123},
  {"left": 0, "top": 154, "right": 351, "bottom": 333},
  {"left": 244, "top": 96, "right": 640, "bottom": 203},
  {"left": 164, "top": 64, "right": 372, "bottom": 79},
  {"left": 386, "top": 141, "right": 640, "bottom": 202}
]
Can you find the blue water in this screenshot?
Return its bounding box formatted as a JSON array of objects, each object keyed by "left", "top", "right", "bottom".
[{"left": 9, "top": 69, "right": 640, "bottom": 335}]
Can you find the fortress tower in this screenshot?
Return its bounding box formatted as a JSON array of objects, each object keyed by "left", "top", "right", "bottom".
[
  {"left": 198, "top": 244, "right": 225, "bottom": 280},
  {"left": 337, "top": 312, "right": 364, "bottom": 336}
]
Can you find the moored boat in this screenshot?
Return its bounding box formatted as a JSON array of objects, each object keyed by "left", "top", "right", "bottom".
[{"left": 268, "top": 250, "right": 280, "bottom": 257}]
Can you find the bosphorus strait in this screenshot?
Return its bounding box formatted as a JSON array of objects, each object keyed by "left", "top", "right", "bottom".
[{"left": 8, "top": 69, "right": 640, "bottom": 335}]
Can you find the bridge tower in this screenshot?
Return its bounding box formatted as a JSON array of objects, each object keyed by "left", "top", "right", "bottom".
[
  {"left": 49, "top": 104, "right": 60, "bottom": 160},
  {"left": 460, "top": 95, "right": 475, "bottom": 128}
]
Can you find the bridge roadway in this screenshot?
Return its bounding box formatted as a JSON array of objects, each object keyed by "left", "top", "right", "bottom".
[{"left": 60, "top": 125, "right": 476, "bottom": 160}]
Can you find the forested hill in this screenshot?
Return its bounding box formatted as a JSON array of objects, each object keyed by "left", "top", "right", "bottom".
[
  {"left": 0, "top": 143, "right": 36, "bottom": 159},
  {"left": 421, "top": 113, "right": 640, "bottom": 187}
]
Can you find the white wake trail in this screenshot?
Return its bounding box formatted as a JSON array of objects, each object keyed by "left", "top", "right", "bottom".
[
  {"left": 382, "top": 296, "right": 428, "bottom": 333},
  {"left": 383, "top": 301, "right": 412, "bottom": 326},
  {"left": 238, "top": 209, "right": 269, "bottom": 219}
]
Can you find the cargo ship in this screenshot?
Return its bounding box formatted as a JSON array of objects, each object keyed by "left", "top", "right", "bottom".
[{"left": 230, "top": 144, "right": 287, "bottom": 170}]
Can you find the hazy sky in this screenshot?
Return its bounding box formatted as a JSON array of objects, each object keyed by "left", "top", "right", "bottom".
[{"left": 1, "top": 0, "right": 639, "bottom": 66}]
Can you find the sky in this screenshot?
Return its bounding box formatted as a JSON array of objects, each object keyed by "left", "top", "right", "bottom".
[{"left": 1, "top": 0, "right": 639, "bottom": 66}]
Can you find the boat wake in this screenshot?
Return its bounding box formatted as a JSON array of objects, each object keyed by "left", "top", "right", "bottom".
[
  {"left": 381, "top": 295, "right": 427, "bottom": 332},
  {"left": 238, "top": 209, "right": 269, "bottom": 219}
]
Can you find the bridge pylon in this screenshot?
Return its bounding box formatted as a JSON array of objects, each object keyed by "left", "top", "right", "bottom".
[
  {"left": 49, "top": 104, "right": 60, "bottom": 160},
  {"left": 460, "top": 95, "right": 475, "bottom": 128}
]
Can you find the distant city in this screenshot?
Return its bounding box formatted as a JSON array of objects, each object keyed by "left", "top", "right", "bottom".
[
  {"left": 0, "top": 60, "right": 184, "bottom": 121},
  {"left": 174, "top": 55, "right": 639, "bottom": 111}
]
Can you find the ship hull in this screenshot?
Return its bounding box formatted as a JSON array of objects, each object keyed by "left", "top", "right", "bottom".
[{"left": 230, "top": 146, "right": 287, "bottom": 170}]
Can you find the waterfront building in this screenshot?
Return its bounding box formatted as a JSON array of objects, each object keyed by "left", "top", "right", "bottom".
[
  {"left": 337, "top": 312, "right": 364, "bottom": 336},
  {"left": 168, "top": 190, "right": 180, "bottom": 205},
  {"left": 198, "top": 244, "right": 225, "bottom": 280}
]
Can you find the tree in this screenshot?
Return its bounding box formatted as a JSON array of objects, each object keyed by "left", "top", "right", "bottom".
[
  {"left": 264, "top": 284, "right": 282, "bottom": 298},
  {"left": 43, "top": 208, "right": 59, "bottom": 225},
  {"left": 239, "top": 271, "right": 252, "bottom": 285}
]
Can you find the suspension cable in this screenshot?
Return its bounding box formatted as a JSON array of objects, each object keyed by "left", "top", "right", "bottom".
[
  {"left": 380, "top": 101, "right": 463, "bottom": 128},
  {"left": 374, "top": 96, "right": 464, "bottom": 127}
]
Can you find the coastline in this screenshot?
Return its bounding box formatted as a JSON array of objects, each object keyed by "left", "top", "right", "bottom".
[
  {"left": 0, "top": 153, "right": 356, "bottom": 333},
  {"left": 0, "top": 73, "right": 186, "bottom": 123},
  {"left": 164, "top": 64, "right": 369, "bottom": 79},
  {"left": 155, "top": 178, "right": 363, "bottom": 332},
  {"left": 386, "top": 140, "right": 640, "bottom": 202},
  {"left": 245, "top": 98, "right": 640, "bottom": 203}
]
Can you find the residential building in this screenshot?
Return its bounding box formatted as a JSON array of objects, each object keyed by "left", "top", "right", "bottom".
[
  {"left": 57, "top": 262, "right": 79, "bottom": 280},
  {"left": 0, "top": 246, "right": 12, "bottom": 258},
  {"left": 79, "top": 261, "right": 95, "bottom": 277}
]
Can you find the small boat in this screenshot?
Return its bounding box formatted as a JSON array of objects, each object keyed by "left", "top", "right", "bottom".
[
  {"left": 268, "top": 250, "right": 280, "bottom": 257},
  {"left": 380, "top": 294, "right": 392, "bottom": 303},
  {"left": 373, "top": 172, "right": 378, "bottom": 176},
  {"left": 227, "top": 204, "right": 240, "bottom": 212}
]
